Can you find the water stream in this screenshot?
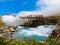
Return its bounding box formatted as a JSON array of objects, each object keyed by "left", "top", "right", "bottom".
[{"left": 13, "top": 25, "right": 56, "bottom": 41}]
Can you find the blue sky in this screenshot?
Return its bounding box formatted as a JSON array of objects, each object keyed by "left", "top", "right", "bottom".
[
  {"left": 0, "top": 0, "right": 60, "bottom": 16},
  {"left": 0, "top": 0, "right": 37, "bottom": 15}
]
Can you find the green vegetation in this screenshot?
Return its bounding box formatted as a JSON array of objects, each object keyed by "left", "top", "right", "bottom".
[
  {"left": 47, "top": 36, "right": 60, "bottom": 45},
  {"left": 0, "top": 37, "right": 60, "bottom": 45},
  {"left": 0, "top": 37, "right": 46, "bottom": 45},
  {"left": 0, "top": 37, "right": 20, "bottom": 45}
]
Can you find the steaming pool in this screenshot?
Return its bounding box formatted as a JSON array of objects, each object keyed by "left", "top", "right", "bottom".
[{"left": 13, "top": 25, "right": 56, "bottom": 41}]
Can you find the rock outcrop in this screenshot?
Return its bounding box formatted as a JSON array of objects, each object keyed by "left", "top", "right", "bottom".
[
  {"left": 21, "top": 16, "right": 57, "bottom": 27},
  {"left": 50, "top": 19, "right": 60, "bottom": 41},
  {"left": 0, "top": 26, "right": 16, "bottom": 39}
]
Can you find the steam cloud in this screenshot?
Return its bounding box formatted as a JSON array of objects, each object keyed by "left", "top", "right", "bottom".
[
  {"left": 36, "top": 0, "right": 60, "bottom": 16},
  {"left": 18, "top": 0, "right": 60, "bottom": 16}
]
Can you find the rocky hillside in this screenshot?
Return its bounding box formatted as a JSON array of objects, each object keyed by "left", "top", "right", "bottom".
[
  {"left": 21, "top": 16, "right": 57, "bottom": 27},
  {"left": 48, "top": 15, "right": 60, "bottom": 41}
]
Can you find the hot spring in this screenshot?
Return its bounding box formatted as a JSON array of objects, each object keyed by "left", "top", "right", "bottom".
[{"left": 13, "top": 25, "right": 56, "bottom": 41}]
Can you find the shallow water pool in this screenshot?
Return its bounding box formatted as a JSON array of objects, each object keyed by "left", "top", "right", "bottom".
[{"left": 13, "top": 25, "right": 56, "bottom": 41}]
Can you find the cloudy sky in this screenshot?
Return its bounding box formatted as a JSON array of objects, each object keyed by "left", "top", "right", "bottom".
[
  {"left": 1, "top": 0, "right": 60, "bottom": 26},
  {"left": 0, "top": 0, "right": 60, "bottom": 16}
]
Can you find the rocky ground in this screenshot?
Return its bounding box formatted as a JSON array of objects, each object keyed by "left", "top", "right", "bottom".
[
  {"left": 0, "top": 26, "right": 16, "bottom": 39},
  {"left": 49, "top": 20, "right": 60, "bottom": 41},
  {"left": 21, "top": 16, "right": 57, "bottom": 27}
]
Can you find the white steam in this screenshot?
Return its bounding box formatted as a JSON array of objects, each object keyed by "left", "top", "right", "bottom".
[
  {"left": 36, "top": 0, "right": 60, "bottom": 16},
  {"left": 2, "top": 15, "right": 27, "bottom": 26},
  {"left": 17, "top": 11, "right": 42, "bottom": 17}
]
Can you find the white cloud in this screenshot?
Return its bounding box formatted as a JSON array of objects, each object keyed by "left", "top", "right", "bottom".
[
  {"left": 17, "top": 11, "right": 43, "bottom": 17},
  {"left": 36, "top": 0, "right": 60, "bottom": 16},
  {"left": 2, "top": 15, "right": 16, "bottom": 26},
  {"left": 2, "top": 14, "right": 28, "bottom": 26},
  {"left": 2, "top": 11, "right": 42, "bottom": 26},
  {"left": 18, "top": 0, "right": 60, "bottom": 16}
]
